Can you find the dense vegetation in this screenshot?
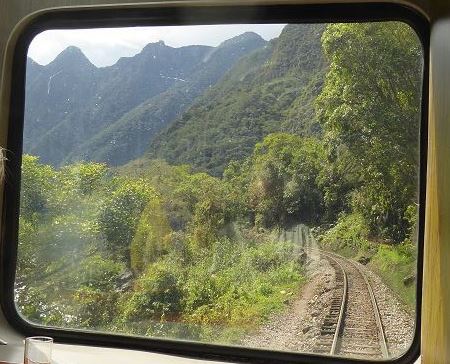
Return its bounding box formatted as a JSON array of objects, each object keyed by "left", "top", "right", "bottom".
[
  {"left": 18, "top": 155, "right": 305, "bottom": 342},
  {"left": 17, "top": 21, "right": 422, "bottom": 344}
]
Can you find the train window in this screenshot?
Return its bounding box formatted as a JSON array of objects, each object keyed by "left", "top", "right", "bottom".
[{"left": 2, "top": 4, "right": 427, "bottom": 364}]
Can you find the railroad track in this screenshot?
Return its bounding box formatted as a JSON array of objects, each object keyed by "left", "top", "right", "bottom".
[{"left": 313, "top": 250, "right": 389, "bottom": 359}]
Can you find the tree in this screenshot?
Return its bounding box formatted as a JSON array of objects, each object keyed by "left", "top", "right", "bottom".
[
  {"left": 186, "top": 173, "right": 232, "bottom": 249},
  {"left": 120, "top": 262, "right": 182, "bottom": 323},
  {"left": 316, "top": 22, "right": 422, "bottom": 242},
  {"left": 130, "top": 196, "right": 172, "bottom": 273},
  {"left": 60, "top": 162, "right": 108, "bottom": 196},
  {"left": 98, "top": 179, "right": 155, "bottom": 264},
  {"left": 248, "top": 133, "right": 325, "bottom": 228},
  {"left": 20, "top": 155, "right": 56, "bottom": 218}
]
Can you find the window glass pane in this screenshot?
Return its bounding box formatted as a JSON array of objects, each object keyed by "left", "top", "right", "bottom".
[{"left": 17, "top": 21, "right": 423, "bottom": 360}]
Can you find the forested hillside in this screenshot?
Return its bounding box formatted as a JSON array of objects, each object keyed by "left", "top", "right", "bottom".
[
  {"left": 18, "top": 22, "right": 422, "bottom": 346},
  {"left": 25, "top": 33, "right": 266, "bottom": 166},
  {"left": 150, "top": 24, "right": 327, "bottom": 176}
]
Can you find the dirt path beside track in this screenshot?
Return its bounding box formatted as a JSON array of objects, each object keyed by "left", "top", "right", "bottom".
[{"left": 241, "top": 251, "right": 335, "bottom": 352}]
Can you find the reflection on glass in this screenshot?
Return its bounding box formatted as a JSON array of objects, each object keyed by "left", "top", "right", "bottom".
[{"left": 17, "top": 22, "right": 422, "bottom": 360}]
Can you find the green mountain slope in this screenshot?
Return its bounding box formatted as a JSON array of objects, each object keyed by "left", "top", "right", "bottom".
[
  {"left": 64, "top": 33, "right": 267, "bottom": 166},
  {"left": 149, "top": 24, "right": 327, "bottom": 176},
  {"left": 25, "top": 43, "right": 212, "bottom": 166},
  {"left": 25, "top": 34, "right": 265, "bottom": 167}
]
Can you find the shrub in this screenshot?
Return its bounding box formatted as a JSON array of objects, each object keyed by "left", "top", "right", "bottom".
[
  {"left": 73, "top": 286, "right": 119, "bottom": 328},
  {"left": 120, "top": 262, "right": 183, "bottom": 322},
  {"left": 319, "top": 212, "right": 371, "bottom": 255},
  {"left": 76, "top": 254, "right": 125, "bottom": 291},
  {"left": 370, "top": 243, "right": 416, "bottom": 308},
  {"left": 130, "top": 196, "right": 172, "bottom": 273}
]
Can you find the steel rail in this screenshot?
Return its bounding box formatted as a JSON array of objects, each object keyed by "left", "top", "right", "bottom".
[
  {"left": 322, "top": 252, "right": 348, "bottom": 355},
  {"left": 313, "top": 248, "right": 389, "bottom": 358},
  {"left": 349, "top": 259, "right": 389, "bottom": 358}
]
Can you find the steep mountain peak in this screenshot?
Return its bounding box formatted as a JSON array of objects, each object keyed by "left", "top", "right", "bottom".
[
  {"left": 50, "top": 46, "right": 94, "bottom": 68},
  {"left": 239, "top": 31, "right": 264, "bottom": 40},
  {"left": 219, "top": 32, "right": 265, "bottom": 48},
  {"left": 113, "top": 41, "right": 173, "bottom": 67},
  {"left": 24, "top": 30, "right": 270, "bottom": 167},
  {"left": 141, "top": 40, "right": 169, "bottom": 52},
  {"left": 26, "top": 57, "right": 42, "bottom": 69},
  {"left": 65, "top": 45, "right": 83, "bottom": 53},
  {"left": 149, "top": 24, "right": 327, "bottom": 176},
  {"left": 261, "top": 23, "right": 326, "bottom": 79}
]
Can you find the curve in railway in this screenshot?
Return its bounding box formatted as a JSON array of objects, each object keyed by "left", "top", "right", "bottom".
[{"left": 313, "top": 250, "right": 389, "bottom": 360}]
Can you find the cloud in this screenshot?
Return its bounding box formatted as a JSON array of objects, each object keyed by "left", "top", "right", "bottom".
[{"left": 28, "top": 24, "right": 285, "bottom": 67}]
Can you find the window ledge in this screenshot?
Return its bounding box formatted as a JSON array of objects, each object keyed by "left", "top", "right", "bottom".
[
  {"left": 0, "top": 315, "right": 421, "bottom": 364},
  {"left": 0, "top": 341, "right": 232, "bottom": 364}
]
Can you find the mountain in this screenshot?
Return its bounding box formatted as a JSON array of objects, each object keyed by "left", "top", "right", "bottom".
[
  {"left": 149, "top": 24, "right": 328, "bottom": 176},
  {"left": 64, "top": 32, "right": 266, "bottom": 166},
  {"left": 24, "top": 34, "right": 265, "bottom": 166},
  {"left": 24, "top": 46, "right": 98, "bottom": 160}
]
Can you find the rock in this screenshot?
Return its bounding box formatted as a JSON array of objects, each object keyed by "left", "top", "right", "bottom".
[
  {"left": 119, "top": 269, "right": 133, "bottom": 281},
  {"left": 302, "top": 325, "right": 312, "bottom": 334},
  {"left": 403, "top": 274, "right": 416, "bottom": 286},
  {"left": 298, "top": 250, "right": 308, "bottom": 265},
  {"left": 116, "top": 269, "right": 133, "bottom": 292},
  {"left": 118, "top": 280, "right": 133, "bottom": 292},
  {"left": 357, "top": 255, "right": 371, "bottom": 265}
]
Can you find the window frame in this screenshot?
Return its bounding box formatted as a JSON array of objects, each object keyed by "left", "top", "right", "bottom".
[{"left": 0, "top": 2, "right": 429, "bottom": 364}]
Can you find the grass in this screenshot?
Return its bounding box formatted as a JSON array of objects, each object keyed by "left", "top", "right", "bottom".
[
  {"left": 369, "top": 243, "right": 416, "bottom": 309},
  {"left": 115, "top": 229, "right": 306, "bottom": 344},
  {"left": 317, "top": 213, "right": 416, "bottom": 311},
  {"left": 180, "top": 235, "right": 306, "bottom": 343}
]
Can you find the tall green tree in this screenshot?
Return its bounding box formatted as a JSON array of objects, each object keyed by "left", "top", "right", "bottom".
[
  {"left": 130, "top": 196, "right": 172, "bottom": 273},
  {"left": 98, "top": 179, "right": 155, "bottom": 263},
  {"left": 248, "top": 133, "right": 325, "bottom": 228},
  {"left": 20, "top": 155, "right": 56, "bottom": 218},
  {"left": 316, "top": 22, "right": 423, "bottom": 242}
]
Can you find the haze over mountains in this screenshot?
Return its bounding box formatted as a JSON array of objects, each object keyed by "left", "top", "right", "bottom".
[{"left": 25, "top": 24, "right": 327, "bottom": 173}]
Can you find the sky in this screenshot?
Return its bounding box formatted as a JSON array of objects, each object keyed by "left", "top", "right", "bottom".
[{"left": 28, "top": 24, "right": 286, "bottom": 68}]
